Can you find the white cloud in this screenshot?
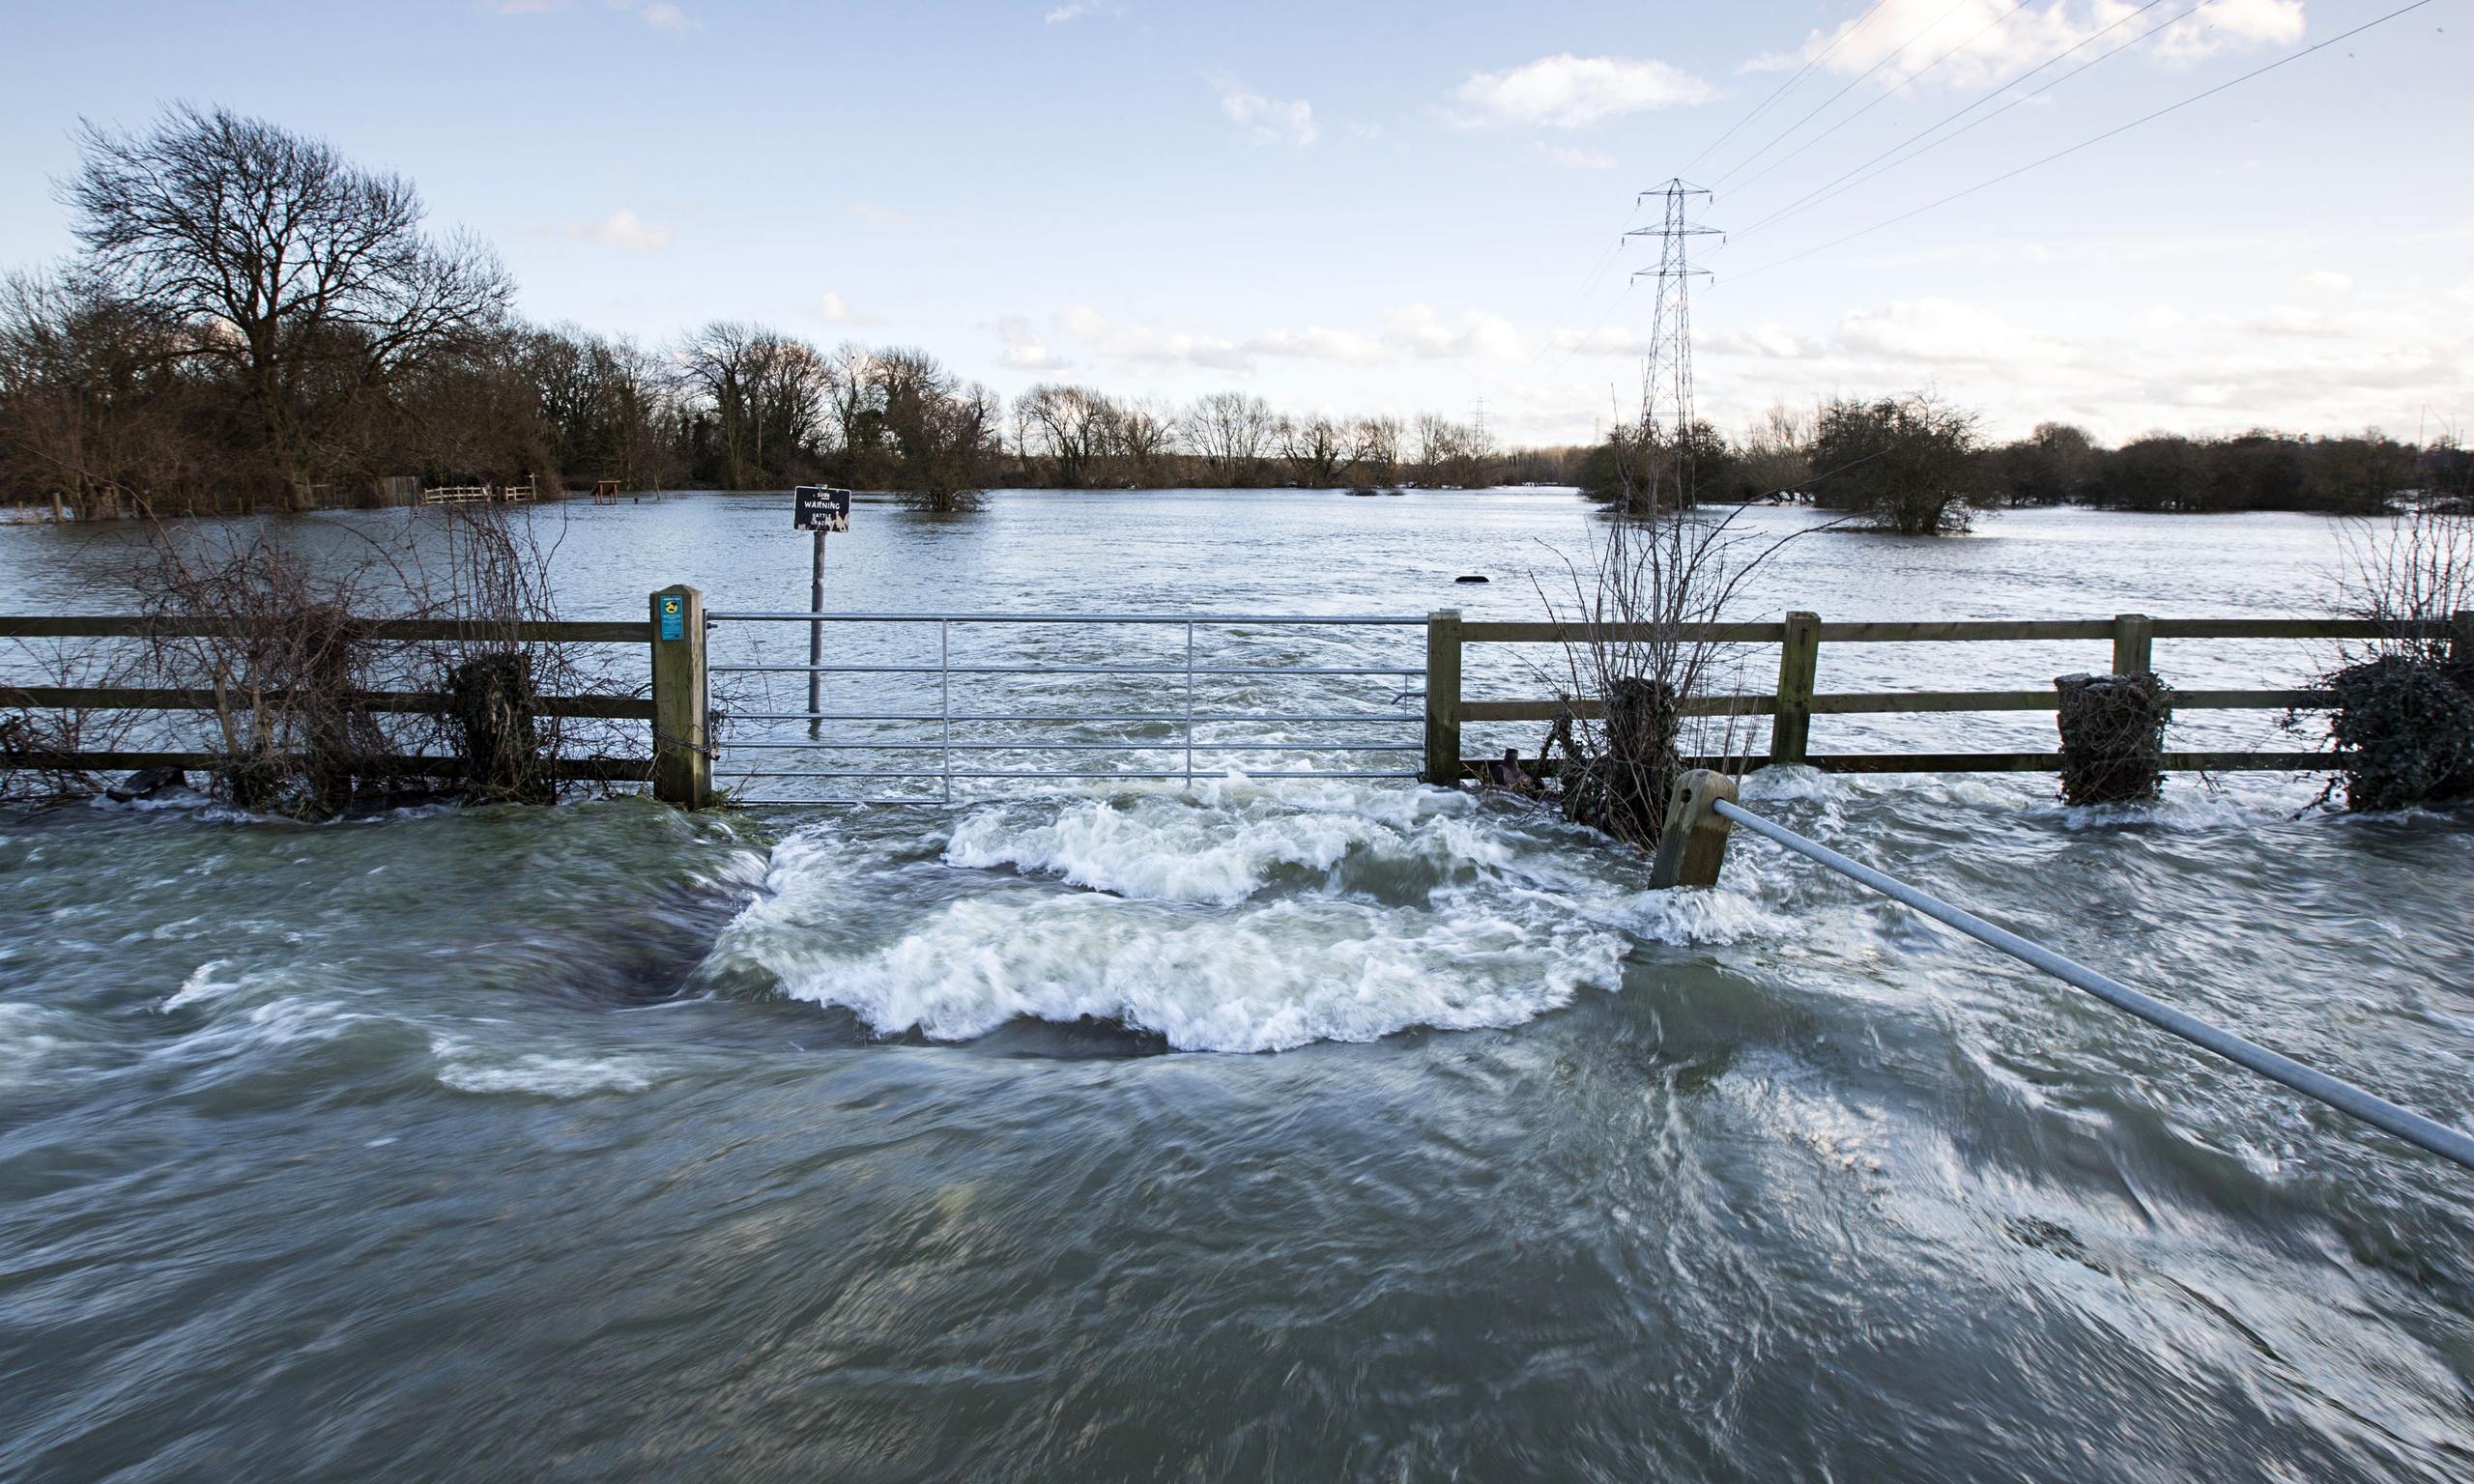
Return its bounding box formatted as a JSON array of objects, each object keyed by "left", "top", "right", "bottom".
[
  {"left": 817, "top": 292, "right": 878, "bottom": 326},
  {"left": 1248, "top": 326, "right": 1390, "bottom": 363},
  {"left": 569, "top": 208, "right": 670, "bottom": 250},
  {"left": 849, "top": 201, "right": 905, "bottom": 225},
  {"left": 1217, "top": 79, "right": 1317, "bottom": 146},
  {"left": 1755, "top": 0, "right": 2305, "bottom": 94},
  {"left": 1835, "top": 297, "right": 2055, "bottom": 363},
  {"left": 996, "top": 315, "right": 1069, "bottom": 370},
  {"left": 638, "top": 2, "right": 690, "bottom": 30},
  {"left": 497, "top": 0, "right": 561, "bottom": 14},
  {"left": 1381, "top": 305, "right": 1526, "bottom": 362},
  {"left": 2154, "top": 0, "right": 2305, "bottom": 62},
  {"left": 1452, "top": 53, "right": 1717, "bottom": 129},
  {"left": 1010, "top": 303, "right": 1532, "bottom": 376},
  {"left": 1538, "top": 143, "right": 1617, "bottom": 171},
  {"left": 1044, "top": 1, "right": 1119, "bottom": 21},
  {"left": 2297, "top": 270, "right": 2354, "bottom": 295}
]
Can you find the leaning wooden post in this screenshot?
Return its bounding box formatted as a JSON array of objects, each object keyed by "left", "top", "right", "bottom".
[
  {"left": 1424, "top": 609, "right": 1463, "bottom": 785},
  {"left": 649, "top": 585, "right": 710, "bottom": 808},
  {"left": 2111, "top": 612, "right": 2154, "bottom": 676},
  {"left": 1650, "top": 768, "right": 1739, "bottom": 889},
  {"left": 1770, "top": 610, "right": 1821, "bottom": 766}
]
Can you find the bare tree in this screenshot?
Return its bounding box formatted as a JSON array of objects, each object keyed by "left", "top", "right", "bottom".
[
  {"left": 1111, "top": 399, "right": 1174, "bottom": 486},
  {"left": 676, "top": 321, "right": 830, "bottom": 488},
  {"left": 1182, "top": 391, "right": 1272, "bottom": 486},
  {"left": 1349, "top": 416, "right": 1401, "bottom": 489},
  {"left": 0, "top": 268, "right": 215, "bottom": 518},
  {"left": 1017, "top": 384, "right": 1121, "bottom": 488},
  {"left": 868, "top": 348, "right": 997, "bottom": 511},
  {"left": 1276, "top": 414, "right": 1350, "bottom": 487},
  {"left": 1529, "top": 494, "right": 1814, "bottom": 847},
  {"left": 63, "top": 104, "right": 511, "bottom": 506}
]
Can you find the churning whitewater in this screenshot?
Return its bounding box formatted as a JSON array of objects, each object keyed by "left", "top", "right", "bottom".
[{"left": 699, "top": 776, "right": 1806, "bottom": 1052}]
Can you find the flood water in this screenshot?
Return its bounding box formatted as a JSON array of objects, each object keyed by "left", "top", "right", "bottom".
[{"left": 4, "top": 491, "right": 2470, "bottom": 1480}]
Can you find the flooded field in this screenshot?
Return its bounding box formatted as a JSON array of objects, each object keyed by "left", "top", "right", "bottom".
[{"left": 3, "top": 492, "right": 2468, "bottom": 1480}]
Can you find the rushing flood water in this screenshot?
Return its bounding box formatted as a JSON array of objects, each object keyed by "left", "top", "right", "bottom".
[{"left": 4, "top": 492, "right": 2471, "bottom": 1480}]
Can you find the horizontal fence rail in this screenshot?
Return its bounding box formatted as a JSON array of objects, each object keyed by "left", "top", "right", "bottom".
[
  {"left": 14, "top": 599, "right": 2465, "bottom": 807},
  {"left": 705, "top": 611, "right": 1429, "bottom": 806},
  {"left": 1428, "top": 608, "right": 2473, "bottom": 784},
  {"left": 3, "top": 610, "right": 665, "bottom": 793}
]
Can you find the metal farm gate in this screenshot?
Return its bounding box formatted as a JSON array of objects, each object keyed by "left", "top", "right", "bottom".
[{"left": 701, "top": 611, "right": 1430, "bottom": 806}]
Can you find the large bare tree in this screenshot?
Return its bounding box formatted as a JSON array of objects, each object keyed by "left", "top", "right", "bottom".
[
  {"left": 1181, "top": 391, "right": 1271, "bottom": 487},
  {"left": 1017, "top": 384, "right": 1121, "bottom": 488},
  {"left": 676, "top": 321, "right": 831, "bottom": 488},
  {"left": 62, "top": 104, "right": 510, "bottom": 505}
]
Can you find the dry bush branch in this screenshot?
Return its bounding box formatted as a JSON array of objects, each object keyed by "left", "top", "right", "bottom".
[{"left": 1521, "top": 489, "right": 1815, "bottom": 849}]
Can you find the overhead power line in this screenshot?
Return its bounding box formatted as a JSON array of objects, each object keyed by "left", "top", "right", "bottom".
[
  {"left": 1681, "top": 0, "right": 1898, "bottom": 176},
  {"left": 1721, "top": 0, "right": 2439, "bottom": 286},
  {"left": 1709, "top": 0, "right": 1978, "bottom": 188},
  {"left": 1724, "top": 0, "right": 2192, "bottom": 246},
  {"left": 1722, "top": 0, "right": 2036, "bottom": 198}
]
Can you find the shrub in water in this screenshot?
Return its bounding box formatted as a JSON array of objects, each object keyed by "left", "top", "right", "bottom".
[{"left": 2326, "top": 655, "right": 2474, "bottom": 812}]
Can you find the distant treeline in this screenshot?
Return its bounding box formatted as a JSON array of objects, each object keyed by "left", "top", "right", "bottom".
[
  {"left": 2, "top": 105, "right": 2458, "bottom": 526},
  {"left": 1580, "top": 398, "right": 2471, "bottom": 534},
  {"left": 0, "top": 105, "right": 1580, "bottom": 519}
]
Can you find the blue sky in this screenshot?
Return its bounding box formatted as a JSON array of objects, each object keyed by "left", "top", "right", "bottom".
[{"left": 3, "top": 1, "right": 2465, "bottom": 444}]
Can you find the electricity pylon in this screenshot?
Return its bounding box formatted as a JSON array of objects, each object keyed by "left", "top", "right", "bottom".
[{"left": 1625, "top": 180, "right": 1719, "bottom": 510}]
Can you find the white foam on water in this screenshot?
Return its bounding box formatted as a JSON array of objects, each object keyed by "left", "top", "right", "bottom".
[
  {"left": 0, "top": 1003, "right": 88, "bottom": 1084},
  {"left": 760, "top": 891, "right": 1625, "bottom": 1052},
  {"left": 431, "top": 1037, "right": 660, "bottom": 1098},
  {"left": 162, "top": 958, "right": 245, "bottom": 1012},
  {"left": 943, "top": 790, "right": 1508, "bottom": 906}
]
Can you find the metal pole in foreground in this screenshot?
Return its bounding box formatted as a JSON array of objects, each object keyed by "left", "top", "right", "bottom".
[
  {"left": 1711, "top": 796, "right": 2474, "bottom": 1173},
  {"left": 807, "top": 528, "right": 827, "bottom": 738}
]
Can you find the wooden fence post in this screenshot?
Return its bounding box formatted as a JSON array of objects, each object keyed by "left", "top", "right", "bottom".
[
  {"left": 1651, "top": 768, "right": 1739, "bottom": 889},
  {"left": 2450, "top": 610, "right": 2473, "bottom": 665},
  {"left": 1424, "top": 610, "right": 1463, "bottom": 785},
  {"left": 1770, "top": 610, "right": 1821, "bottom": 766},
  {"left": 2112, "top": 613, "right": 2154, "bottom": 676},
  {"left": 650, "top": 585, "right": 709, "bottom": 808}
]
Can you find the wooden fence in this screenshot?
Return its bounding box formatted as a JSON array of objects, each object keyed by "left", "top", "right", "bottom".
[
  {"left": 0, "top": 587, "right": 709, "bottom": 803},
  {"left": 1422, "top": 610, "right": 2474, "bottom": 785}
]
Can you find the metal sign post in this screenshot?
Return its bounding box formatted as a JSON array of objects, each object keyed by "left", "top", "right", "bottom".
[{"left": 792, "top": 488, "right": 853, "bottom": 737}]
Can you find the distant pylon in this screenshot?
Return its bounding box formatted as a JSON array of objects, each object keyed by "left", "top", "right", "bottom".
[{"left": 1625, "top": 179, "right": 1719, "bottom": 510}]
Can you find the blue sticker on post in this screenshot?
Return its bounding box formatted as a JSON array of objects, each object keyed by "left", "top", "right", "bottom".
[{"left": 659, "top": 593, "right": 684, "bottom": 642}]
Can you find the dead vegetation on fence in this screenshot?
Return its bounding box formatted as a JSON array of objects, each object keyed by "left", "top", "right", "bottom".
[
  {"left": 2055, "top": 671, "right": 2172, "bottom": 806},
  {"left": 1, "top": 502, "right": 635, "bottom": 814},
  {"left": 1519, "top": 496, "right": 1804, "bottom": 849},
  {"left": 2307, "top": 505, "right": 2474, "bottom": 812}
]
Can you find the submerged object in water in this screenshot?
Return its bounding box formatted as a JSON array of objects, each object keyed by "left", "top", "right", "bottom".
[{"left": 1454, "top": 574, "right": 1489, "bottom": 585}]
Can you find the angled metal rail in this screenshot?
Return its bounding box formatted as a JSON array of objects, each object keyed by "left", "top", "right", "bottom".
[{"left": 1712, "top": 796, "right": 2474, "bottom": 1173}]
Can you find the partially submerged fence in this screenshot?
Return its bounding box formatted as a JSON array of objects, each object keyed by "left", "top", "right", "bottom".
[
  {"left": 0, "top": 604, "right": 671, "bottom": 793},
  {"left": 1423, "top": 609, "right": 2474, "bottom": 785},
  {"left": 9, "top": 593, "right": 2466, "bottom": 807}
]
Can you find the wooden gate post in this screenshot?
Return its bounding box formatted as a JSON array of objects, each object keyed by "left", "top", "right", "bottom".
[
  {"left": 1651, "top": 768, "right": 1739, "bottom": 889},
  {"left": 650, "top": 585, "right": 709, "bottom": 808},
  {"left": 2112, "top": 613, "right": 2154, "bottom": 676},
  {"left": 1424, "top": 610, "right": 1463, "bottom": 785},
  {"left": 1770, "top": 610, "right": 1821, "bottom": 766}
]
